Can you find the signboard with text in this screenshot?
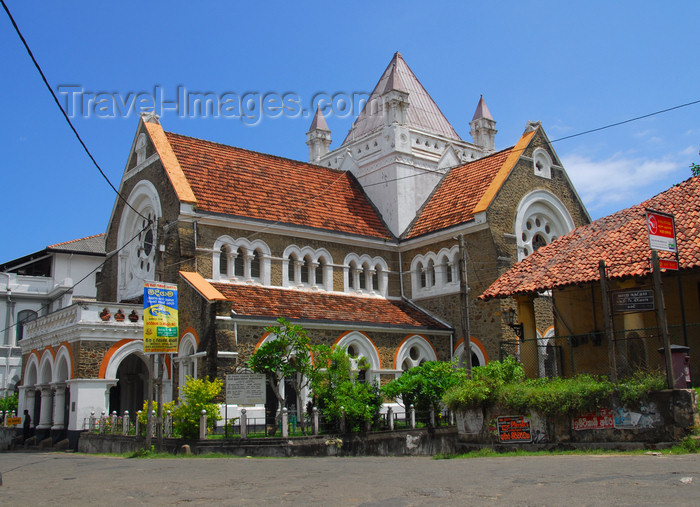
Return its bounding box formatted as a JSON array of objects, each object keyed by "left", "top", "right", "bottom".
[
  {"left": 143, "top": 282, "right": 179, "bottom": 354},
  {"left": 226, "top": 373, "right": 266, "bottom": 405},
  {"left": 572, "top": 408, "right": 614, "bottom": 431},
  {"left": 612, "top": 289, "right": 655, "bottom": 313},
  {"left": 646, "top": 210, "right": 677, "bottom": 253},
  {"left": 497, "top": 415, "right": 532, "bottom": 443}
]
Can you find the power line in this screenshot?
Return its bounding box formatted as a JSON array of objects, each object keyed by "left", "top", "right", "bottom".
[
  {"left": 1, "top": 0, "right": 150, "bottom": 224},
  {"left": 363, "top": 98, "right": 700, "bottom": 189}
]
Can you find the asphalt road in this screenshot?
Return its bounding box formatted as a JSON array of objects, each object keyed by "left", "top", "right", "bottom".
[{"left": 1, "top": 451, "right": 698, "bottom": 506}]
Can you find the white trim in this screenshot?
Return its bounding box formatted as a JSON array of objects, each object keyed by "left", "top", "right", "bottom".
[
  {"left": 514, "top": 189, "right": 575, "bottom": 261},
  {"left": 395, "top": 335, "right": 437, "bottom": 372}
]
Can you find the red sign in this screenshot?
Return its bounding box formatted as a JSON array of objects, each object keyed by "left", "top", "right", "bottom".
[
  {"left": 497, "top": 416, "right": 532, "bottom": 443},
  {"left": 646, "top": 210, "right": 677, "bottom": 253},
  {"left": 573, "top": 408, "right": 614, "bottom": 431},
  {"left": 659, "top": 259, "right": 679, "bottom": 271}
]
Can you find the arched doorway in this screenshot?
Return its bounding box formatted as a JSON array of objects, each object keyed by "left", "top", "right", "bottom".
[{"left": 109, "top": 354, "right": 149, "bottom": 416}]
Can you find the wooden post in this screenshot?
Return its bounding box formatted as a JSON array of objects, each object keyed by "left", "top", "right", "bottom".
[
  {"left": 652, "top": 251, "right": 675, "bottom": 389},
  {"left": 598, "top": 260, "right": 617, "bottom": 382}
]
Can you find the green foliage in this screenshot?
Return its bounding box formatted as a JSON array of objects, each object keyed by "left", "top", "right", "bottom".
[
  {"left": 171, "top": 376, "right": 223, "bottom": 439},
  {"left": 137, "top": 399, "right": 177, "bottom": 428},
  {"left": 691, "top": 151, "right": 700, "bottom": 177},
  {"left": 673, "top": 436, "right": 700, "bottom": 454},
  {"left": 383, "top": 361, "right": 466, "bottom": 416},
  {"left": 309, "top": 345, "right": 382, "bottom": 432},
  {"left": 249, "top": 318, "right": 315, "bottom": 428},
  {"left": 443, "top": 358, "right": 666, "bottom": 417},
  {"left": 0, "top": 392, "right": 19, "bottom": 414}
]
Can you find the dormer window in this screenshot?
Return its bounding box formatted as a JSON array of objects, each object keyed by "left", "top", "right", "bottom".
[
  {"left": 135, "top": 133, "right": 147, "bottom": 165},
  {"left": 532, "top": 148, "right": 552, "bottom": 179}
]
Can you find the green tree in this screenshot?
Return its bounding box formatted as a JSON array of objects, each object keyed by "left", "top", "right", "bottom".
[
  {"left": 0, "top": 392, "right": 19, "bottom": 415},
  {"left": 248, "top": 318, "right": 315, "bottom": 431},
  {"left": 171, "top": 376, "right": 223, "bottom": 439},
  {"left": 383, "top": 361, "right": 466, "bottom": 423},
  {"left": 309, "top": 345, "right": 382, "bottom": 432}
]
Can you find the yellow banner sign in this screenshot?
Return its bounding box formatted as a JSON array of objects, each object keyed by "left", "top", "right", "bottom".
[
  {"left": 143, "top": 282, "right": 179, "bottom": 354},
  {"left": 6, "top": 416, "right": 22, "bottom": 426}
]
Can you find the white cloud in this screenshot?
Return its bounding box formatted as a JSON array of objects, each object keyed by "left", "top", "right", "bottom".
[
  {"left": 681, "top": 145, "right": 697, "bottom": 156},
  {"left": 561, "top": 152, "right": 685, "bottom": 217}
]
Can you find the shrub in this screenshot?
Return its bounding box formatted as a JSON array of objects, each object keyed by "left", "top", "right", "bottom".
[
  {"left": 383, "top": 361, "right": 466, "bottom": 418},
  {"left": 443, "top": 358, "right": 665, "bottom": 417},
  {"left": 171, "top": 376, "right": 223, "bottom": 439}
]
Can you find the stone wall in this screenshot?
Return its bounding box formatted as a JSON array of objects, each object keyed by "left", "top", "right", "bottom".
[{"left": 456, "top": 389, "right": 699, "bottom": 446}]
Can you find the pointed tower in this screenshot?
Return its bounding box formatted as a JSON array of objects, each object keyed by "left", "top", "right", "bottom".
[
  {"left": 306, "top": 107, "right": 331, "bottom": 164},
  {"left": 469, "top": 95, "right": 497, "bottom": 153},
  {"left": 316, "top": 53, "right": 490, "bottom": 236}
]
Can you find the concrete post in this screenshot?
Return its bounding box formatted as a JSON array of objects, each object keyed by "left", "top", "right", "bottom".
[
  {"left": 123, "top": 411, "right": 130, "bottom": 436},
  {"left": 111, "top": 411, "right": 118, "bottom": 434},
  {"left": 409, "top": 404, "right": 416, "bottom": 429},
  {"left": 240, "top": 408, "right": 247, "bottom": 439},
  {"left": 165, "top": 410, "right": 172, "bottom": 438},
  {"left": 429, "top": 407, "right": 435, "bottom": 428},
  {"left": 135, "top": 411, "right": 141, "bottom": 436},
  {"left": 151, "top": 410, "right": 156, "bottom": 437},
  {"left": 99, "top": 411, "right": 106, "bottom": 434},
  {"left": 339, "top": 406, "right": 346, "bottom": 434},
  {"left": 387, "top": 407, "right": 394, "bottom": 431},
  {"left": 89, "top": 411, "right": 96, "bottom": 432},
  {"left": 312, "top": 407, "right": 319, "bottom": 435},
  {"left": 365, "top": 410, "right": 371, "bottom": 433},
  {"left": 281, "top": 407, "right": 289, "bottom": 438},
  {"left": 199, "top": 410, "right": 207, "bottom": 440}
]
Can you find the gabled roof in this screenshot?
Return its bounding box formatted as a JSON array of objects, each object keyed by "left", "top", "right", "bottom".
[
  {"left": 404, "top": 129, "right": 536, "bottom": 239},
  {"left": 482, "top": 175, "right": 700, "bottom": 299},
  {"left": 48, "top": 233, "right": 106, "bottom": 255},
  {"left": 180, "top": 272, "right": 449, "bottom": 331},
  {"left": 343, "top": 52, "right": 461, "bottom": 144},
  {"left": 1, "top": 234, "right": 105, "bottom": 273},
  {"left": 159, "top": 130, "right": 392, "bottom": 239}
]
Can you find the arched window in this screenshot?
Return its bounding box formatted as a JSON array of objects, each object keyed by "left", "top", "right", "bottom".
[
  {"left": 344, "top": 254, "right": 388, "bottom": 296},
  {"left": 395, "top": 335, "right": 437, "bottom": 372},
  {"left": 315, "top": 258, "right": 325, "bottom": 287},
  {"left": 427, "top": 260, "right": 435, "bottom": 287},
  {"left": 418, "top": 262, "right": 426, "bottom": 288},
  {"left": 287, "top": 254, "right": 297, "bottom": 283},
  {"left": 348, "top": 261, "right": 358, "bottom": 290},
  {"left": 301, "top": 255, "right": 311, "bottom": 284},
  {"left": 250, "top": 249, "right": 261, "bottom": 279},
  {"left": 16, "top": 309, "right": 38, "bottom": 342},
  {"left": 219, "top": 245, "right": 229, "bottom": 276},
  {"left": 234, "top": 250, "right": 245, "bottom": 278},
  {"left": 515, "top": 190, "right": 575, "bottom": 261}
]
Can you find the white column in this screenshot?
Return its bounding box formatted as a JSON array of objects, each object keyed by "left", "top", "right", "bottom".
[
  {"left": 309, "top": 261, "right": 318, "bottom": 289},
  {"left": 18, "top": 385, "right": 35, "bottom": 422},
  {"left": 37, "top": 385, "right": 54, "bottom": 429},
  {"left": 51, "top": 383, "right": 67, "bottom": 430}
]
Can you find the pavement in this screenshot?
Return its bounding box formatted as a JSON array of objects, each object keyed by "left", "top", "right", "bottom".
[{"left": 1, "top": 451, "right": 699, "bottom": 505}]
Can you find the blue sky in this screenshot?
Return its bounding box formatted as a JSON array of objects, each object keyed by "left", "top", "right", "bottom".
[{"left": 1, "top": 0, "right": 698, "bottom": 262}]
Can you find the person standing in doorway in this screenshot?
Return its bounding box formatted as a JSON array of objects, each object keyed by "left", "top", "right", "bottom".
[{"left": 23, "top": 409, "right": 31, "bottom": 441}]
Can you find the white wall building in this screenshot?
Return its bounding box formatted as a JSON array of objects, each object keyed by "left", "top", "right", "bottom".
[{"left": 0, "top": 234, "right": 105, "bottom": 398}]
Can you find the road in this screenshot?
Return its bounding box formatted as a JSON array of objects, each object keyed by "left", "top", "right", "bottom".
[{"left": 1, "top": 451, "right": 698, "bottom": 505}]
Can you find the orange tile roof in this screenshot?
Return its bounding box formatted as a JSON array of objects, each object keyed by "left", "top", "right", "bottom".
[
  {"left": 188, "top": 277, "right": 449, "bottom": 330},
  {"left": 404, "top": 147, "right": 513, "bottom": 238},
  {"left": 482, "top": 175, "right": 700, "bottom": 299},
  {"left": 164, "top": 131, "right": 392, "bottom": 239}
]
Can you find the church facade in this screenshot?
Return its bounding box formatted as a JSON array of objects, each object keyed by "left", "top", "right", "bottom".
[{"left": 18, "top": 53, "right": 589, "bottom": 443}]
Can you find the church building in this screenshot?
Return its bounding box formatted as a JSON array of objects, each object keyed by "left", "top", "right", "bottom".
[{"left": 18, "top": 53, "right": 589, "bottom": 445}]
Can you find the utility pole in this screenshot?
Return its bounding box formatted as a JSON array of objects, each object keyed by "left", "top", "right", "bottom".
[{"left": 458, "top": 234, "right": 472, "bottom": 377}]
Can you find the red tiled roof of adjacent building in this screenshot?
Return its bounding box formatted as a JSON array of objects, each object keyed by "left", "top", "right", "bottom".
[
  {"left": 482, "top": 175, "right": 700, "bottom": 299},
  {"left": 197, "top": 280, "right": 449, "bottom": 330},
  {"left": 404, "top": 148, "right": 513, "bottom": 238},
  {"left": 164, "top": 131, "right": 392, "bottom": 239}
]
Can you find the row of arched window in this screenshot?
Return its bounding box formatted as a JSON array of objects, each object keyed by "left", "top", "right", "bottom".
[
  {"left": 411, "top": 247, "right": 460, "bottom": 297},
  {"left": 212, "top": 237, "right": 388, "bottom": 295}
]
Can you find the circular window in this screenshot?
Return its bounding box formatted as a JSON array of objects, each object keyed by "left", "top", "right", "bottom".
[
  {"left": 409, "top": 346, "right": 419, "bottom": 360},
  {"left": 347, "top": 344, "right": 357, "bottom": 357}
]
